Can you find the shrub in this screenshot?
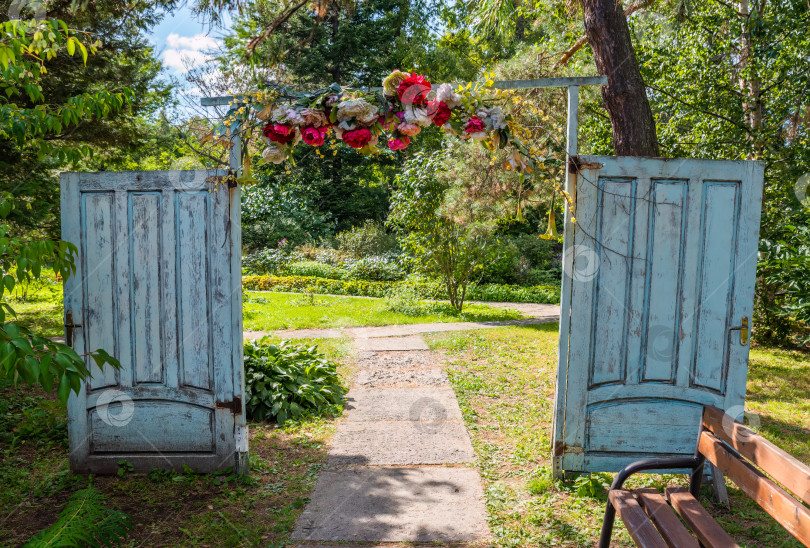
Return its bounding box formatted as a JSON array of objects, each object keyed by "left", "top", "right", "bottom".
[
  {"left": 336, "top": 221, "right": 398, "bottom": 256},
  {"left": 286, "top": 260, "right": 346, "bottom": 280},
  {"left": 384, "top": 284, "right": 428, "bottom": 316},
  {"left": 243, "top": 248, "right": 292, "bottom": 275},
  {"left": 242, "top": 275, "right": 560, "bottom": 304},
  {"left": 344, "top": 254, "right": 406, "bottom": 281},
  {"left": 244, "top": 338, "right": 345, "bottom": 424}
]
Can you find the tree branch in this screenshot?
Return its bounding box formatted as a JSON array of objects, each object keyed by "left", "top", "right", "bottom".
[{"left": 244, "top": 0, "right": 310, "bottom": 59}]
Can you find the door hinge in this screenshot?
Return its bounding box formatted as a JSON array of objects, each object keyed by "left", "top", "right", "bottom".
[
  {"left": 553, "top": 441, "right": 585, "bottom": 456},
  {"left": 216, "top": 396, "right": 242, "bottom": 414}
]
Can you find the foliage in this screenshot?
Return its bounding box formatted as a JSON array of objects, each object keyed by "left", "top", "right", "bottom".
[
  {"left": 384, "top": 284, "right": 430, "bottom": 316},
  {"left": 335, "top": 221, "right": 398, "bottom": 257},
  {"left": 241, "top": 181, "right": 334, "bottom": 252},
  {"left": 24, "top": 487, "right": 131, "bottom": 547},
  {"left": 0, "top": 195, "right": 118, "bottom": 404},
  {"left": 244, "top": 338, "right": 345, "bottom": 424},
  {"left": 286, "top": 260, "right": 346, "bottom": 280},
  {"left": 242, "top": 274, "right": 561, "bottom": 304},
  {"left": 242, "top": 247, "right": 293, "bottom": 275},
  {"left": 390, "top": 151, "right": 499, "bottom": 310},
  {"left": 343, "top": 254, "right": 406, "bottom": 282}
]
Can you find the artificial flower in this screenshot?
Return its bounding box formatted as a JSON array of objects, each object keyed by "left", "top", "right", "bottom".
[
  {"left": 435, "top": 83, "right": 462, "bottom": 108},
  {"left": 262, "top": 144, "right": 286, "bottom": 164},
  {"left": 342, "top": 128, "right": 373, "bottom": 149},
  {"left": 427, "top": 100, "right": 451, "bottom": 126},
  {"left": 263, "top": 123, "right": 295, "bottom": 144},
  {"left": 388, "top": 136, "right": 410, "bottom": 150},
  {"left": 270, "top": 106, "right": 289, "bottom": 123},
  {"left": 338, "top": 120, "right": 357, "bottom": 131},
  {"left": 300, "top": 108, "right": 329, "bottom": 127},
  {"left": 397, "top": 73, "right": 431, "bottom": 105},
  {"left": 396, "top": 122, "right": 421, "bottom": 136},
  {"left": 403, "top": 105, "right": 432, "bottom": 127},
  {"left": 464, "top": 116, "right": 486, "bottom": 134},
  {"left": 302, "top": 126, "right": 328, "bottom": 146},
  {"left": 382, "top": 70, "right": 410, "bottom": 96},
  {"left": 284, "top": 108, "right": 306, "bottom": 126},
  {"left": 337, "top": 98, "right": 379, "bottom": 125}
]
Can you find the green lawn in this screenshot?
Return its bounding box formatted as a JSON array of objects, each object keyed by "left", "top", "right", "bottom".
[
  {"left": 11, "top": 289, "right": 525, "bottom": 336},
  {"left": 243, "top": 291, "right": 523, "bottom": 331},
  {"left": 426, "top": 326, "right": 808, "bottom": 547}
]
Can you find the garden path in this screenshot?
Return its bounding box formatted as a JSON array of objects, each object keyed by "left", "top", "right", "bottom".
[{"left": 290, "top": 334, "right": 492, "bottom": 546}]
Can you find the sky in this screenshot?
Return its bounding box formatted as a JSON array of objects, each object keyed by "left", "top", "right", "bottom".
[{"left": 150, "top": 4, "right": 231, "bottom": 104}]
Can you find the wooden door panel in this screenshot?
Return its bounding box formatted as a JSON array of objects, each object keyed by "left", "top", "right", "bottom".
[
  {"left": 553, "top": 157, "right": 764, "bottom": 475},
  {"left": 63, "top": 170, "right": 245, "bottom": 474}
]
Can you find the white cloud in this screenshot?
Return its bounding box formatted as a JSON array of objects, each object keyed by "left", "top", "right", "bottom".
[
  {"left": 161, "top": 33, "right": 221, "bottom": 73},
  {"left": 165, "top": 33, "right": 220, "bottom": 51}
]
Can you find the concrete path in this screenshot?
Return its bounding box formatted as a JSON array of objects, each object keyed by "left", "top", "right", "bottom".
[{"left": 290, "top": 340, "right": 491, "bottom": 546}]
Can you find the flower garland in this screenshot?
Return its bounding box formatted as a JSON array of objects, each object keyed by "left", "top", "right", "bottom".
[{"left": 230, "top": 70, "right": 537, "bottom": 174}]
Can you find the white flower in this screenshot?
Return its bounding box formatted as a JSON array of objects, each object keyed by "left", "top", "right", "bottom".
[
  {"left": 436, "top": 83, "right": 462, "bottom": 108},
  {"left": 300, "top": 108, "right": 328, "bottom": 127},
  {"left": 338, "top": 120, "right": 357, "bottom": 131},
  {"left": 404, "top": 105, "right": 432, "bottom": 127},
  {"left": 488, "top": 106, "right": 507, "bottom": 130},
  {"left": 337, "top": 98, "right": 379, "bottom": 125},
  {"left": 284, "top": 108, "right": 306, "bottom": 126},
  {"left": 262, "top": 144, "right": 286, "bottom": 164},
  {"left": 270, "top": 106, "right": 288, "bottom": 123}
]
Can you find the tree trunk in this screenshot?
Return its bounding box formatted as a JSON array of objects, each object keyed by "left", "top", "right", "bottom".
[
  {"left": 738, "top": 0, "right": 764, "bottom": 160},
  {"left": 582, "top": 0, "right": 660, "bottom": 157}
]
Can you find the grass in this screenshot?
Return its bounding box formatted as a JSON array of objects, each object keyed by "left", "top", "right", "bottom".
[
  {"left": 426, "top": 325, "right": 808, "bottom": 548},
  {"left": 243, "top": 291, "right": 523, "bottom": 331},
  {"left": 0, "top": 336, "right": 354, "bottom": 547}
]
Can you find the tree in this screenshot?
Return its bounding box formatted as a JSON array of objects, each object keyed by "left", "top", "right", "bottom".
[
  {"left": 0, "top": 17, "right": 121, "bottom": 402},
  {"left": 389, "top": 151, "right": 498, "bottom": 311}
]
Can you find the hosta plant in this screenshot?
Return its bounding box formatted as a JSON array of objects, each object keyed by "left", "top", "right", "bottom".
[{"left": 244, "top": 338, "right": 345, "bottom": 424}]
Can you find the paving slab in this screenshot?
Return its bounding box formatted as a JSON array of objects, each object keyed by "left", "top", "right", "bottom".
[
  {"left": 356, "top": 351, "right": 438, "bottom": 370},
  {"left": 354, "top": 336, "right": 429, "bottom": 351},
  {"left": 354, "top": 368, "right": 448, "bottom": 388},
  {"left": 291, "top": 467, "right": 489, "bottom": 543},
  {"left": 328, "top": 421, "right": 474, "bottom": 465},
  {"left": 344, "top": 388, "right": 462, "bottom": 422}
]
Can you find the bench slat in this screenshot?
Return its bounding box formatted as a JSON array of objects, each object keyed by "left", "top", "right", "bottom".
[
  {"left": 635, "top": 489, "right": 700, "bottom": 548},
  {"left": 699, "top": 431, "right": 810, "bottom": 547},
  {"left": 609, "top": 490, "right": 669, "bottom": 548},
  {"left": 703, "top": 405, "right": 810, "bottom": 506},
  {"left": 665, "top": 487, "right": 741, "bottom": 548}
]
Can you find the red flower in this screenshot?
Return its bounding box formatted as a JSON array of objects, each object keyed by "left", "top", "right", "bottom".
[
  {"left": 397, "top": 73, "right": 431, "bottom": 105},
  {"left": 427, "top": 101, "right": 451, "bottom": 126},
  {"left": 464, "top": 116, "right": 486, "bottom": 133},
  {"left": 302, "top": 126, "right": 328, "bottom": 146},
  {"left": 342, "top": 128, "right": 372, "bottom": 149},
  {"left": 263, "top": 123, "right": 295, "bottom": 144}
]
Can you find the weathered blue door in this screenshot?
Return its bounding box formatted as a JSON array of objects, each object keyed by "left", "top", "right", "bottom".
[
  {"left": 552, "top": 156, "right": 763, "bottom": 475},
  {"left": 62, "top": 170, "right": 247, "bottom": 474}
]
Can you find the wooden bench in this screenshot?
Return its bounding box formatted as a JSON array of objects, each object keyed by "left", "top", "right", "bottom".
[{"left": 598, "top": 405, "right": 810, "bottom": 547}]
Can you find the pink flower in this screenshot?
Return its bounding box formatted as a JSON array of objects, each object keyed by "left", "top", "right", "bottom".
[
  {"left": 342, "top": 128, "right": 373, "bottom": 149},
  {"left": 302, "top": 126, "right": 328, "bottom": 146},
  {"left": 387, "top": 136, "right": 410, "bottom": 150},
  {"left": 427, "top": 101, "right": 451, "bottom": 126},
  {"left": 396, "top": 122, "right": 421, "bottom": 136},
  {"left": 464, "top": 116, "right": 486, "bottom": 133}
]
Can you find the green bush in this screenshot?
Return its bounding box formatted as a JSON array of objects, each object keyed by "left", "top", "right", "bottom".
[
  {"left": 286, "top": 260, "right": 346, "bottom": 280},
  {"left": 336, "top": 221, "right": 398, "bottom": 256},
  {"left": 344, "top": 255, "right": 406, "bottom": 281},
  {"left": 242, "top": 275, "right": 560, "bottom": 304},
  {"left": 384, "top": 284, "right": 428, "bottom": 315},
  {"left": 243, "top": 248, "right": 292, "bottom": 275},
  {"left": 244, "top": 338, "right": 346, "bottom": 424}
]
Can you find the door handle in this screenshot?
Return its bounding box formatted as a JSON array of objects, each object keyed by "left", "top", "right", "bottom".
[
  {"left": 729, "top": 316, "right": 749, "bottom": 345},
  {"left": 65, "top": 311, "right": 82, "bottom": 348}
]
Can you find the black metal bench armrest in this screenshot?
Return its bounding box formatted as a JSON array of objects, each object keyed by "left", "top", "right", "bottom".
[{"left": 598, "top": 456, "right": 705, "bottom": 548}]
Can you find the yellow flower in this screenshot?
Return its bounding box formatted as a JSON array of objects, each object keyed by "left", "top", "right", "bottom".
[{"left": 382, "top": 70, "right": 410, "bottom": 97}]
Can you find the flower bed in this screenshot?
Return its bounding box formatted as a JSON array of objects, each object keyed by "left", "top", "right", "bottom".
[{"left": 242, "top": 275, "right": 560, "bottom": 304}]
